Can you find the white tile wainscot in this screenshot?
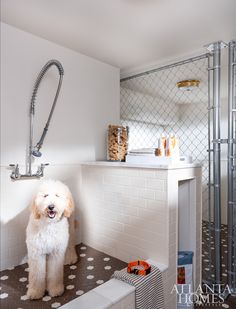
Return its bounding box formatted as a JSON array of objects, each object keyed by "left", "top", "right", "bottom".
[{"left": 80, "top": 161, "right": 202, "bottom": 309}]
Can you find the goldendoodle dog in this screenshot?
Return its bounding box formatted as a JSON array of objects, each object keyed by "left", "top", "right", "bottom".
[{"left": 26, "top": 180, "right": 78, "bottom": 299}]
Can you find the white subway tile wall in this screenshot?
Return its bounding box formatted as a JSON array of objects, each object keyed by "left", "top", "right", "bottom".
[{"left": 81, "top": 164, "right": 202, "bottom": 309}]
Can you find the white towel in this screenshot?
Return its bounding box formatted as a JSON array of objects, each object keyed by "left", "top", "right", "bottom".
[
  {"left": 128, "top": 148, "right": 156, "bottom": 155},
  {"left": 112, "top": 264, "right": 165, "bottom": 309}
]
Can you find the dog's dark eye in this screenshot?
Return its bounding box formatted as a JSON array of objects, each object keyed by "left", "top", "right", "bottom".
[
  {"left": 55, "top": 194, "right": 59, "bottom": 197},
  {"left": 44, "top": 194, "right": 48, "bottom": 198}
]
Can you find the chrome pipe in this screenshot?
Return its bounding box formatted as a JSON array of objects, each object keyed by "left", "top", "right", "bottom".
[
  {"left": 228, "top": 40, "right": 236, "bottom": 295},
  {"left": 207, "top": 53, "right": 214, "bottom": 283},
  {"left": 205, "top": 41, "right": 225, "bottom": 287},
  {"left": 120, "top": 53, "right": 209, "bottom": 82},
  {"left": 28, "top": 60, "right": 64, "bottom": 172},
  {"left": 32, "top": 75, "right": 63, "bottom": 156},
  {"left": 212, "top": 41, "right": 222, "bottom": 286},
  {"left": 28, "top": 106, "right": 34, "bottom": 175}
]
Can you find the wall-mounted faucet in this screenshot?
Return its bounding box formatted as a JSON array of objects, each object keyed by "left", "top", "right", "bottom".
[
  {"left": 9, "top": 60, "right": 64, "bottom": 180},
  {"left": 9, "top": 163, "right": 49, "bottom": 180}
]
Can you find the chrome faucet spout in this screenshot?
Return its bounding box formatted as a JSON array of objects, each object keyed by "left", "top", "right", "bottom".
[
  {"left": 9, "top": 59, "right": 64, "bottom": 180},
  {"left": 29, "top": 60, "right": 64, "bottom": 168}
]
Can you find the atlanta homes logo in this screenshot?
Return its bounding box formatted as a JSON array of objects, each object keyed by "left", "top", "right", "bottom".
[{"left": 171, "top": 284, "right": 231, "bottom": 306}]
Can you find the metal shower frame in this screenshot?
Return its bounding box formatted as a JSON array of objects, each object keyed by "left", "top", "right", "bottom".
[
  {"left": 227, "top": 40, "right": 236, "bottom": 295},
  {"left": 206, "top": 41, "right": 225, "bottom": 289},
  {"left": 121, "top": 40, "right": 236, "bottom": 297},
  {"left": 206, "top": 40, "right": 236, "bottom": 296}
]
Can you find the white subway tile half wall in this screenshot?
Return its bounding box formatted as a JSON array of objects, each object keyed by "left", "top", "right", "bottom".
[{"left": 81, "top": 163, "right": 202, "bottom": 309}]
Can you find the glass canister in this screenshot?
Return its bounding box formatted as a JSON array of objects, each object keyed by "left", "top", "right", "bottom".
[{"left": 107, "top": 125, "right": 129, "bottom": 161}]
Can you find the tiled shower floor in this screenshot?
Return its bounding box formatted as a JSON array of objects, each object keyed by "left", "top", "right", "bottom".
[
  {"left": 197, "top": 221, "right": 236, "bottom": 308},
  {"left": 202, "top": 221, "right": 228, "bottom": 284},
  {"left": 0, "top": 243, "right": 127, "bottom": 309}
]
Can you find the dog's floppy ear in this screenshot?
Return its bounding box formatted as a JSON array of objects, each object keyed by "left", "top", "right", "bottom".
[
  {"left": 31, "top": 196, "right": 40, "bottom": 220},
  {"left": 64, "top": 194, "right": 75, "bottom": 218}
]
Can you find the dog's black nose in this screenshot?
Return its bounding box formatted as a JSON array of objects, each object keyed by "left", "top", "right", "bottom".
[{"left": 48, "top": 205, "right": 55, "bottom": 210}]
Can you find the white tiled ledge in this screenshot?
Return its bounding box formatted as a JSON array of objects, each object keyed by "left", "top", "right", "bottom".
[
  {"left": 60, "top": 279, "right": 135, "bottom": 309},
  {"left": 61, "top": 260, "right": 168, "bottom": 309},
  {"left": 82, "top": 160, "right": 201, "bottom": 170}
]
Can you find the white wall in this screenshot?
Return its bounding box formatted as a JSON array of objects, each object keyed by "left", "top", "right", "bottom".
[{"left": 0, "top": 22, "right": 120, "bottom": 270}]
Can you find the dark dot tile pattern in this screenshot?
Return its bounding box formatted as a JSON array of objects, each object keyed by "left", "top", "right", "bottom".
[
  {"left": 0, "top": 243, "right": 127, "bottom": 309},
  {"left": 202, "top": 221, "right": 228, "bottom": 285},
  {"left": 194, "top": 221, "right": 236, "bottom": 308}
]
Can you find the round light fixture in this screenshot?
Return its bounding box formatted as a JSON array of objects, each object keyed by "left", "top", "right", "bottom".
[{"left": 176, "top": 79, "right": 200, "bottom": 91}]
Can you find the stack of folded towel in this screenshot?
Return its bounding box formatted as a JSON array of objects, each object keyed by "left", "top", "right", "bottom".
[{"left": 112, "top": 264, "right": 165, "bottom": 309}]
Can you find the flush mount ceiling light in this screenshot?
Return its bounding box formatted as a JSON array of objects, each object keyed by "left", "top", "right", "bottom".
[{"left": 176, "top": 79, "right": 200, "bottom": 91}]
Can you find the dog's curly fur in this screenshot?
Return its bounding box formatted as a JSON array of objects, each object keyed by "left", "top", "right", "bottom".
[{"left": 26, "top": 180, "right": 78, "bottom": 300}]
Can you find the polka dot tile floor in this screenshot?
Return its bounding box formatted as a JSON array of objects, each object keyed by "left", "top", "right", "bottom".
[
  {"left": 194, "top": 221, "right": 236, "bottom": 308},
  {"left": 0, "top": 243, "right": 127, "bottom": 309},
  {"left": 202, "top": 220, "right": 228, "bottom": 285}
]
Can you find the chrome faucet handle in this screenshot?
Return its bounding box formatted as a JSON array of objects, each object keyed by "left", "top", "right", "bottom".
[
  {"left": 9, "top": 164, "right": 17, "bottom": 167},
  {"left": 36, "top": 163, "right": 49, "bottom": 177},
  {"left": 9, "top": 163, "right": 19, "bottom": 171},
  {"left": 40, "top": 163, "right": 49, "bottom": 171},
  {"left": 9, "top": 164, "right": 20, "bottom": 179},
  {"left": 41, "top": 163, "right": 49, "bottom": 167}
]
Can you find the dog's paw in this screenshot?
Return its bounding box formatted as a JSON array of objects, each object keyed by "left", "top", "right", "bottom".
[
  {"left": 48, "top": 284, "right": 64, "bottom": 297},
  {"left": 27, "top": 288, "right": 45, "bottom": 300},
  {"left": 64, "top": 249, "right": 78, "bottom": 265}
]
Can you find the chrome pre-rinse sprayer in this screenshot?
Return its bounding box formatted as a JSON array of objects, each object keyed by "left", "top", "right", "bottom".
[{"left": 9, "top": 60, "right": 64, "bottom": 180}]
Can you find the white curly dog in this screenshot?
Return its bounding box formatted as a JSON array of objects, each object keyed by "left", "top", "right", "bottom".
[{"left": 26, "top": 180, "right": 78, "bottom": 299}]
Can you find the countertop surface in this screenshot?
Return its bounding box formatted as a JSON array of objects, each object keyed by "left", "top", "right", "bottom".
[{"left": 82, "top": 160, "right": 201, "bottom": 170}]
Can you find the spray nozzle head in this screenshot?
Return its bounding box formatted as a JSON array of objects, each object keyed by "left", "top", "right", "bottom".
[{"left": 32, "top": 149, "right": 42, "bottom": 157}]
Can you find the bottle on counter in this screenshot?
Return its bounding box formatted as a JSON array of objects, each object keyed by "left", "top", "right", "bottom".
[
  {"left": 156, "top": 133, "right": 166, "bottom": 157},
  {"left": 166, "top": 133, "right": 179, "bottom": 157}
]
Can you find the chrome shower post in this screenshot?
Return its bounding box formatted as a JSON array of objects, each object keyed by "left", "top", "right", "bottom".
[
  {"left": 28, "top": 107, "right": 34, "bottom": 175},
  {"left": 33, "top": 73, "right": 63, "bottom": 154},
  {"left": 206, "top": 53, "right": 213, "bottom": 284},
  {"left": 227, "top": 40, "right": 236, "bottom": 295},
  {"left": 206, "top": 41, "right": 226, "bottom": 288},
  {"left": 30, "top": 60, "right": 64, "bottom": 157},
  {"left": 213, "top": 42, "right": 222, "bottom": 287}
]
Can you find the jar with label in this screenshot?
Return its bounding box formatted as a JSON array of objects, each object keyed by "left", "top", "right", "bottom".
[{"left": 107, "top": 125, "right": 129, "bottom": 161}]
